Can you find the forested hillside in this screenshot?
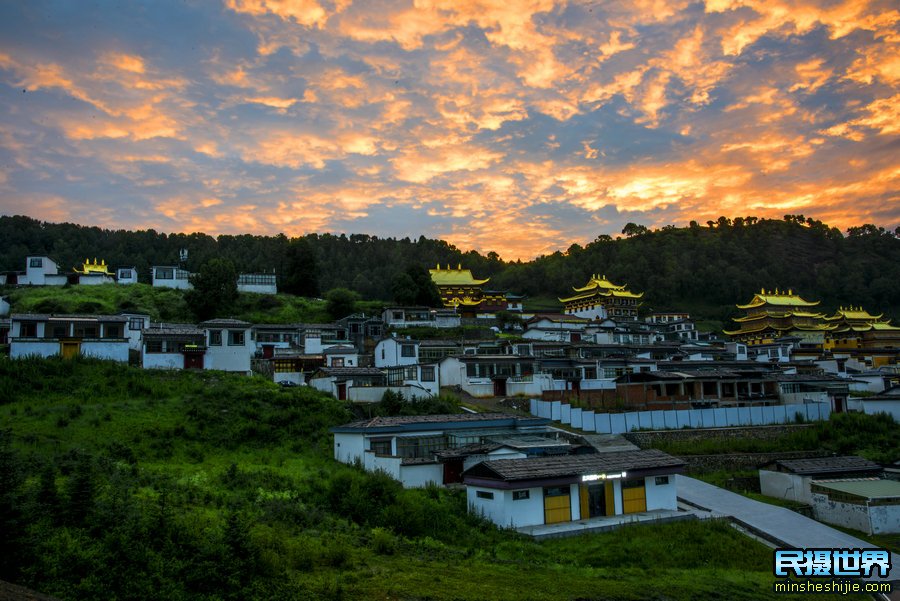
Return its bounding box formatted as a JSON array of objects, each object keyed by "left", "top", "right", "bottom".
[{"left": 1, "top": 214, "right": 898, "bottom": 323}]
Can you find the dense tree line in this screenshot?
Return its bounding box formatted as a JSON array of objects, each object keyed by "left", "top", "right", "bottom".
[{"left": 1, "top": 215, "right": 898, "bottom": 321}]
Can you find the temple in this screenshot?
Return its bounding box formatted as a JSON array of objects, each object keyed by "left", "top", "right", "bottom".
[
  {"left": 559, "top": 274, "right": 643, "bottom": 320},
  {"left": 429, "top": 264, "right": 492, "bottom": 314},
  {"left": 724, "top": 289, "right": 836, "bottom": 345},
  {"left": 824, "top": 306, "right": 900, "bottom": 350}
]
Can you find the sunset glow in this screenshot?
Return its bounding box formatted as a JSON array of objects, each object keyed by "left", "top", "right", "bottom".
[{"left": 0, "top": 0, "right": 898, "bottom": 259}]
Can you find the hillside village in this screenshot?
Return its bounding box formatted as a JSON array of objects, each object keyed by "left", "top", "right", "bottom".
[{"left": 2, "top": 250, "right": 899, "bottom": 551}]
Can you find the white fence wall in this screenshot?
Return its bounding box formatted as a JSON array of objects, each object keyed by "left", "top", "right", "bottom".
[{"left": 531, "top": 400, "right": 830, "bottom": 433}]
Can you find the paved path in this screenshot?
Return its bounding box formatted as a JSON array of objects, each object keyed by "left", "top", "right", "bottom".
[{"left": 677, "top": 475, "right": 899, "bottom": 584}]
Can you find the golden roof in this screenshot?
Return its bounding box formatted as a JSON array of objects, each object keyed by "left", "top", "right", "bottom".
[
  {"left": 73, "top": 258, "right": 112, "bottom": 275},
  {"left": 824, "top": 306, "right": 886, "bottom": 322},
  {"left": 736, "top": 288, "right": 820, "bottom": 309},
  {"left": 559, "top": 274, "right": 643, "bottom": 303},
  {"left": 725, "top": 322, "right": 837, "bottom": 336},
  {"left": 430, "top": 264, "right": 490, "bottom": 287}
]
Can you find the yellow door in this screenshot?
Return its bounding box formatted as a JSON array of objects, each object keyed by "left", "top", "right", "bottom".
[
  {"left": 60, "top": 341, "right": 80, "bottom": 359},
  {"left": 543, "top": 486, "right": 571, "bottom": 524},
  {"left": 605, "top": 481, "right": 616, "bottom": 516},
  {"left": 622, "top": 479, "right": 646, "bottom": 514}
]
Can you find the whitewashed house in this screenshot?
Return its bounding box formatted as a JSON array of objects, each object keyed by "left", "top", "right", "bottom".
[
  {"left": 331, "top": 413, "right": 552, "bottom": 488},
  {"left": 324, "top": 344, "right": 359, "bottom": 367},
  {"left": 374, "top": 337, "right": 420, "bottom": 368},
  {"left": 116, "top": 267, "right": 139, "bottom": 285},
  {"left": 152, "top": 266, "right": 193, "bottom": 290},
  {"left": 0, "top": 296, "right": 9, "bottom": 317},
  {"left": 759, "top": 456, "right": 883, "bottom": 504},
  {"left": 810, "top": 479, "right": 900, "bottom": 534},
  {"left": 20, "top": 256, "right": 67, "bottom": 286},
  {"left": 252, "top": 324, "right": 300, "bottom": 358},
  {"left": 237, "top": 273, "right": 277, "bottom": 295},
  {"left": 142, "top": 325, "right": 207, "bottom": 370},
  {"left": 9, "top": 314, "right": 129, "bottom": 362},
  {"left": 121, "top": 313, "right": 151, "bottom": 352},
  {"left": 309, "top": 367, "right": 387, "bottom": 401},
  {"left": 201, "top": 318, "right": 253, "bottom": 373},
  {"left": 384, "top": 363, "right": 441, "bottom": 397},
  {"left": 464, "top": 449, "right": 684, "bottom": 529},
  {"left": 382, "top": 306, "right": 461, "bottom": 329},
  {"left": 522, "top": 315, "right": 592, "bottom": 343}
]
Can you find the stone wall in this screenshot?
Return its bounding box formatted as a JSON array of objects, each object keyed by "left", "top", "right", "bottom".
[
  {"left": 677, "top": 450, "right": 828, "bottom": 472},
  {"left": 624, "top": 424, "right": 817, "bottom": 446}
]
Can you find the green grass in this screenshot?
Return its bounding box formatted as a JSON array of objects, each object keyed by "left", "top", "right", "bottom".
[
  {"left": 0, "top": 358, "right": 867, "bottom": 600},
  {"left": 3, "top": 284, "right": 389, "bottom": 324}
]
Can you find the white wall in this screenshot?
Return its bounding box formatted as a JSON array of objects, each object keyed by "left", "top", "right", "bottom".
[
  {"left": 143, "top": 352, "right": 185, "bottom": 370},
  {"left": 400, "top": 463, "right": 443, "bottom": 488},
  {"left": 81, "top": 341, "right": 129, "bottom": 362},
  {"left": 334, "top": 432, "right": 366, "bottom": 464},
  {"left": 10, "top": 340, "right": 60, "bottom": 358},
  {"left": 869, "top": 505, "right": 900, "bottom": 534},
  {"left": 237, "top": 283, "right": 277, "bottom": 294},
  {"left": 857, "top": 400, "right": 900, "bottom": 421},
  {"left": 810, "top": 493, "right": 876, "bottom": 534},
  {"left": 205, "top": 329, "right": 253, "bottom": 373},
  {"left": 78, "top": 274, "right": 115, "bottom": 286},
  {"left": 0, "top": 297, "right": 9, "bottom": 317},
  {"left": 363, "top": 451, "right": 402, "bottom": 480},
  {"left": 502, "top": 487, "right": 546, "bottom": 527},
  {"left": 759, "top": 470, "right": 810, "bottom": 503},
  {"left": 375, "top": 338, "right": 418, "bottom": 368},
  {"left": 644, "top": 474, "right": 677, "bottom": 510},
  {"left": 439, "top": 357, "right": 464, "bottom": 386}
]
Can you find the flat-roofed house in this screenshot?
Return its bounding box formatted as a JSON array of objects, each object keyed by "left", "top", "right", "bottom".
[
  {"left": 20, "top": 256, "right": 67, "bottom": 286},
  {"left": 200, "top": 318, "right": 253, "bottom": 373},
  {"left": 810, "top": 479, "right": 900, "bottom": 534},
  {"left": 463, "top": 449, "right": 685, "bottom": 529},
  {"left": 152, "top": 266, "right": 192, "bottom": 290},
  {"left": 759, "top": 456, "right": 883, "bottom": 504},
  {"left": 331, "top": 413, "right": 552, "bottom": 488},
  {"left": 9, "top": 314, "right": 128, "bottom": 361},
  {"left": 237, "top": 273, "right": 277, "bottom": 295},
  {"left": 142, "top": 325, "right": 207, "bottom": 370}
]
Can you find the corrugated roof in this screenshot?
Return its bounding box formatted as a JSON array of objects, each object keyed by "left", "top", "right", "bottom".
[{"left": 812, "top": 478, "right": 900, "bottom": 499}]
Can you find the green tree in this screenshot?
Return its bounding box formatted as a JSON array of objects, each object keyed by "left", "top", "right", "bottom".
[
  {"left": 390, "top": 272, "right": 418, "bottom": 305},
  {"left": 187, "top": 258, "right": 239, "bottom": 320},
  {"left": 282, "top": 237, "right": 319, "bottom": 297},
  {"left": 325, "top": 287, "right": 360, "bottom": 319}
]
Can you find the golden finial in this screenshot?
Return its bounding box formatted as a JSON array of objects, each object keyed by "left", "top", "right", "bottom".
[{"left": 458, "top": 263, "right": 462, "bottom": 270}]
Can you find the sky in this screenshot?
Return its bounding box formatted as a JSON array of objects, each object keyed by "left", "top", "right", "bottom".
[{"left": 0, "top": 0, "right": 898, "bottom": 260}]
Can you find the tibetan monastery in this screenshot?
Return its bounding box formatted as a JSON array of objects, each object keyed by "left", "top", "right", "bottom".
[
  {"left": 559, "top": 274, "right": 643, "bottom": 320},
  {"left": 824, "top": 307, "right": 900, "bottom": 351},
  {"left": 429, "top": 264, "right": 507, "bottom": 315},
  {"left": 724, "top": 288, "right": 836, "bottom": 345}
]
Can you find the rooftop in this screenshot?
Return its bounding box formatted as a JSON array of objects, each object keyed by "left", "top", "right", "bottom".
[
  {"left": 812, "top": 478, "right": 900, "bottom": 500},
  {"left": 772, "top": 456, "right": 882, "bottom": 476},
  {"left": 332, "top": 412, "right": 548, "bottom": 433},
  {"left": 465, "top": 449, "right": 684, "bottom": 481}
]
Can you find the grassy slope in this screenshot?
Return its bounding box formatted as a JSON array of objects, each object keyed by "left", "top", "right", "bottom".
[
  {"left": 0, "top": 358, "right": 856, "bottom": 600},
  {"left": 3, "top": 284, "right": 387, "bottom": 324}
]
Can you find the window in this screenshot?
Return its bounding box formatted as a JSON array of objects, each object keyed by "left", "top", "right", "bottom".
[
  {"left": 392, "top": 311, "right": 404, "bottom": 320},
  {"left": 209, "top": 330, "right": 222, "bottom": 346},
  {"left": 20, "top": 322, "right": 37, "bottom": 337},
  {"left": 146, "top": 340, "right": 163, "bottom": 353},
  {"left": 330, "top": 357, "right": 344, "bottom": 367},
  {"left": 105, "top": 325, "right": 122, "bottom": 338},
  {"left": 51, "top": 325, "right": 67, "bottom": 338},
  {"left": 655, "top": 476, "right": 669, "bottom": 486},
  {"left": 350, "top": 323, "right": 360, "bottom": 334},
  {"left": 29, "top": 258, "right": 43, "bottom": 268},
  {"left": 156, "top": 268, "right": 174, "bottom": 279},
  {"left": 420, "top": 366, "right": 435, "bottom": 382},
  {"left": 228, "top": 330, "right": 245, "bottom": 346},
  {"left": 128, "top": 318, "right": 144, "bottom": 331},
  {"left": 370, "top": 438, "right": 392, "bottom": 455},
  {"left": 476, "top": 491, "right": 494, "bottom": 500},
  {"left": 401, "top": 344, "right": 416, "bottom": 358},
  {"left": 396, "top": 435, "right": 447, "bottom": 459},
  {"left": 118, "top": 269, "right": 131, "bottom": 279},
  {"left": 513, "top": 490, "right": 530, "bottom": 501}
]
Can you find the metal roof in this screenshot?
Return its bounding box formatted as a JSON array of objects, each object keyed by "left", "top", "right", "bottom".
[
  {"left": 332, "top": 412, "right": 548, "bottom": 433},
  {"left": 812, "top": 478, "right": 900, "bottom": 500}
]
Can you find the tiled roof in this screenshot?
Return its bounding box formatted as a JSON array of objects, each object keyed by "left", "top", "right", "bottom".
[
  {"left": 337, "top": 412, "right": 530, "bottom": 429},
  {"left": 199, "top": 318, "right": 251, "bottom": 327},
  {"left": 467, "top": 449, "right": 684, "bottom": 481},
  {"left": 317, "top": 367, "right": 384, "bottom": 377},
  {"left": 774, "top": 456, "right": 882, "bottom": 475},
  {"left": 144, "top": 326, "right": 205, "bottom": 336}
]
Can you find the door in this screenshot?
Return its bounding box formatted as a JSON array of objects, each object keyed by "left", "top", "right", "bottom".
[
  {"left": 60, "top": 341, "right": 80, "bottom": 359},
  {"left": 183, "top": 353, "right": 204, "bottom": 369},
  {"left": 622, "top": 479, "right": 647, "bottom": 514},
  {"left": 492, "top": 378, "right": 507, "bottom": 396},
  {"left": 543, "top": 486, "right": 571, "bottom": 524},
  {"left": 263, "top": 345, "right": 274, "bottom": 359},
  {"left": 337, "top": 382, "right": 347, "bottom": 401}
]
